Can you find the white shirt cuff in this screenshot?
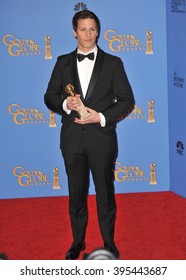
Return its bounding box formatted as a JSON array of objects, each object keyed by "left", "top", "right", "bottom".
[
  {"left": 99, "top": 113, "right": 106, "bottom": 127},
  {"left": 63, "top": 99, "right": 71, "bottom": 114}
]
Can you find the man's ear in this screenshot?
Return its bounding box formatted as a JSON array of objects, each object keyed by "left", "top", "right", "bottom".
[{"left": 73, "top": 30, "right": 77, "bottom": 38}]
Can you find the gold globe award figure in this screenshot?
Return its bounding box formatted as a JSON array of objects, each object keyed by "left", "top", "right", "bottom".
[
  {"left": 150, "top": 163, "right": 157, "bottom": 185},
  {"left": 45, "top": 35, "right": 52, "bottom": 59},
  {"left": 53, "top": 168, "right": 60, "bottom": 189},
  {"left": 49, "top": 111, "right": 57, "bottom": 127},
  {"left": 148, "top": 100, "right": 155, "bottom": 123},
  {"left": 65, "top": 84, "right": 91, "bottom": 119},
  {"left": 146, "top": 30, "right": 153, "bottom": 55}
]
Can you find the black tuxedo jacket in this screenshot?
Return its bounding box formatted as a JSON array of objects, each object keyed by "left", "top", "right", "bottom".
[{"left": 44, "top": 46, "right": 135, "bottom": 153}]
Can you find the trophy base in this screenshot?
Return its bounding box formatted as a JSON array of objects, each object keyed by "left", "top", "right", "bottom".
[
  {"left": 77, "top": 104, "right": 91, "bottom": 120},
  {"left": 53, "top": 185, "right": 61, "bottom": 189}
]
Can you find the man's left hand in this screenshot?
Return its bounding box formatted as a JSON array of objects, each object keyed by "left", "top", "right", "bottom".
[{"left": 74, "top": 107, "right": 100, "bottom": 124}]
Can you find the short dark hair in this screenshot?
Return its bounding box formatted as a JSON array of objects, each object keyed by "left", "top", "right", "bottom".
[{"left": 72, "top": 10, "right": 101, "bottom": 36}]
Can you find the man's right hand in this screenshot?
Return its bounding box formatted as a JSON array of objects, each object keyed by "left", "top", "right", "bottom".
[{"left": 66, "top": 94, "right": 82, "bottom": 111}]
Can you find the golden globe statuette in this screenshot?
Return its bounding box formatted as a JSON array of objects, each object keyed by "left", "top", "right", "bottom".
[
  {"left": 65, "top": 84, "right": 91, "bottom": 119},
  {"left": 150, "top": 163, "right": 157, "bottom": 185},
  {"left": 49, "top": 111, "right": 57, "bottom": 127},
  {"left": 53, "top": 168, "right": 60, "bottom": 189},
  {"left": 148, "top": 100, "right": 155, "bottom": 123},
  {"left": 45, "top": 35, "right": 52, "bottom": 59},
  {"left": 146, "top": 30, "right": 153, "bottom": 55}
]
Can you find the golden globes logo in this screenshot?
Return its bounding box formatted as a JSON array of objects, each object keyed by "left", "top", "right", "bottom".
[
  {"left": 13, "top": 166, "right": 61, "bottom": 189},
  {"left": 114, "top": 162, "right": 148, "bottom": 182},
  {"left": 3, "top": 34, "right": 52, "bottom": 59},
  {"left": 114, "top": 162, "right": 157, "bottom": 185},
  {"left": 8, "top": 104, "right": 47, "bottom": 125},
  {"left": 128, "top": 100, "right": 156, "bottom": 122},
  {"left": 104, "top": 29, "right": 153, "bottom": 54},
  {"left": 13, "top": 166, "right": 51, "bottom": 187}
]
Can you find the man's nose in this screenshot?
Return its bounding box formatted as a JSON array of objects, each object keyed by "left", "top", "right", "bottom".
[{"left": 86, "top": 30, "right": 91, "bottom": 37}]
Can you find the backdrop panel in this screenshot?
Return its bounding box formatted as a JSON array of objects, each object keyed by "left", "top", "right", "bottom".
[
  {"left": 0, "top": 0, "right": 170, "bottom": 199},
  {"left": 167, "top": 0, "right": 186, "bottom": 198}
]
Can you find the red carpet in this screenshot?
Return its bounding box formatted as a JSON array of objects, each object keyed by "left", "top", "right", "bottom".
[{"left": 0, "top": 191, "right": 186, "bottom": 260}]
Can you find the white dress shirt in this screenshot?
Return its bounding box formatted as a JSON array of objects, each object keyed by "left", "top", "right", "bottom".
[{"left": 77, "top": 46, "right": 97, "bottom": 98}]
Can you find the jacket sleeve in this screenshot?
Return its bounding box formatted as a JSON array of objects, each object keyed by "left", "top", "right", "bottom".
[
  {"left": 44, "top": 57, "right": 64, "bottom": 115},
  {"left": 102, "top": 57, "right": 135, "bottom": 125}
]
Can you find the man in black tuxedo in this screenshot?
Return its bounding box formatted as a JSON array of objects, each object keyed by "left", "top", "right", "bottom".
[{"left": 44, "top": 10, "right": 135, "bottom": 259}]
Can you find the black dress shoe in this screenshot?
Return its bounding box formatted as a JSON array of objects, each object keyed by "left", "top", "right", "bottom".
[
  {"left": 104, "top": 241, "right": 120, "bottom": 258},
  {"left": 65, "top": 241, "right": 86, "bottom": 260}
]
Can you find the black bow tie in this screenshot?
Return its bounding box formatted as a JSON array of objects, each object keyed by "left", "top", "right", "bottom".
[{"left": 77, "top": 52, "right": 94, "bottom": 62}]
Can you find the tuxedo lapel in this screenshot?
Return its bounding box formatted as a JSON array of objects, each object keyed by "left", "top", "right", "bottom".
[
  {"left": 70, "top": 50, "right": 83, "bottom": 98},
  {"left": 85, "top": 48, "right": 104, "bottom": 101}
]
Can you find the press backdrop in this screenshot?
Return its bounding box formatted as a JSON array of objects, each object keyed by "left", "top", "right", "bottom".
[{"left": 1, "top": 0, "right": 185, "bottom": 199}]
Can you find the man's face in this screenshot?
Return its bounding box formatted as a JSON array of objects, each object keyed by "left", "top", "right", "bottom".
[{"left": 73, "top": 18, "right": 98, "bottom": 53}]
